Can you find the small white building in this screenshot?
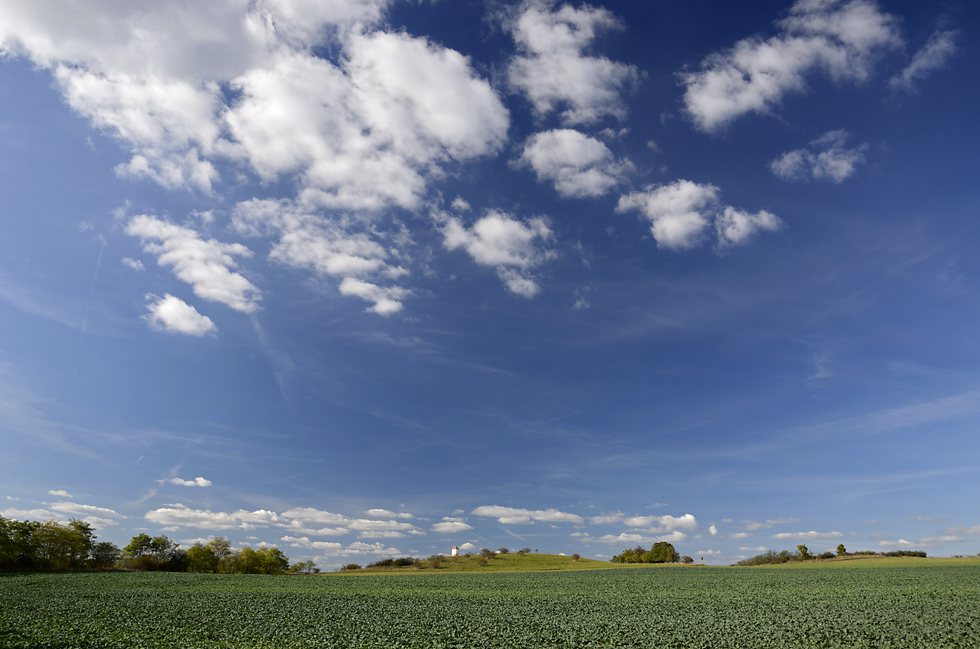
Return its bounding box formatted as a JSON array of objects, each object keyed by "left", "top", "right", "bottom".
[{"left": 451, "top": 546, "right": 459, "bottom": 557}]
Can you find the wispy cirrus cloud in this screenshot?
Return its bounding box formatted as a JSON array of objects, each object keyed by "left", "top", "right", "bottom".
[
  {"left": 742, "top": 517, "right": 801, "bottom": 531},
  {"left": 890, "top": 29, "right": 958, "bottom": 93},
  {"left": 940, "top": 524, "right": 980, "bottom": 536}
]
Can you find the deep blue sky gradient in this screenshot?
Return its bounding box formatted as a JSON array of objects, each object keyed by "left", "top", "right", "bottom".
[{"left": 1, "top": 0, "right": 978, "bottom": 566}]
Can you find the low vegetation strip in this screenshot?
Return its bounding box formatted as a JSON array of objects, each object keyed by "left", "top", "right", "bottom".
[{"left": 2, "top": 566, "right": 979, "bottom": 648}]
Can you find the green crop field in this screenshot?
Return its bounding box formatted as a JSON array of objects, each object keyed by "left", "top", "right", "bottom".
[{"left": 2, "top": 565, "right": 978, "bottom": 648}]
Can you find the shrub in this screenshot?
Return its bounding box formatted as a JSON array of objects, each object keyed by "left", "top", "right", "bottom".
[
  {"left": 571, "top": 553, "right": 580, "bottom": 561},
  {"left": 127, "top": 556, "right": 162, "bottom": 571}
]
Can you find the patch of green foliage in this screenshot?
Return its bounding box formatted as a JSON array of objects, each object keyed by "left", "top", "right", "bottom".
[{"left": 2, "top": 566, "right": 979, "bottom": 647}]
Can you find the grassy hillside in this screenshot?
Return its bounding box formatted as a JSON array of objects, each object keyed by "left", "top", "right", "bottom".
[
  {"left": 751, "top": 555, "right": 980, "bottom": 569},
  {"left": 346, "top": 552, "right": 619, "bottom": 573}
]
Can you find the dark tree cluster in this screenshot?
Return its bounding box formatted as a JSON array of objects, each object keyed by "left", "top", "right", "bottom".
[
  {"left": 1, "top": 515, "right": 292, "bottom": 574},
  {"left": 123, "top": 534, "right": 290, "bottom": 574},
  {"left": 612, "top": 541, "right": 680, "bottom": 564},
  {"left": 0, "top": 515, "right": 119, "bottom": 572},
  {"left": 735, "top": 546, "right": 928, "bottom": 566}
]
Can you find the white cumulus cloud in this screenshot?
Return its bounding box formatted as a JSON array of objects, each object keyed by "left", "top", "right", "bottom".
[
  {"left": 48, "top": 501, "right": 123, "bottom": 518},
  {"left": 338, "top": 278, "right": 410, "bottom": 316},
  {"left": 622, "top": 514, "right": 699, "bottom": 532},
  {"left": 439, "top": 210, "right": 556, "bottom": 298},
  {"left": 617, "top": 180, "right": 780, "bottom": 250},
  {"left": 166, "top": 477, "right": 212, "bottom": 487},
  {"left": 231, "top": 198, "right": 409, "bottom": 315},
  {"left": 127, "top": 215, "right": 260, "bottom": 313},
  {"left": 506, "top": 0, "right": 639, "bottom": 125},
  {"left": 771, "top": 530, "right": 845, "bottom": 540},
  {"left": 432, "top": 520, "right": 474, "bottom": 534},
  {"left": 144, "top": 295, "right": 217, "bottom": 336},
  {"left": 516, "top": 129, "right": 633, "bottom": 198},
  {"left": 364, "top": 509, "right": 413, "bottom": 519},
  {"left": 682, "top": 0, "right": 902, "bottom": 131},
  {"left": 472, "top": 505, "right": 583, "bottom": 525},
  {"left": 121, "top": 257, "right": 144, "bottom": 272},
  {"left": 769, "top": 129, "right": 867, "bottom": 183},
  {"left": 592, "top": 530, "right": 688, "bottom": 545},
  {"left": 0, "top": 0, "right": 514, "bottom": 319}
]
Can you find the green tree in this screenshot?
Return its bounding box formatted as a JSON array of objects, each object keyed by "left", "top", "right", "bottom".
[
  {"left": 0, "top": 516, "right": 39, "bottom": 570},
  {"left": 124, "top": 534, "right": 183, "bottom": 570},
  {"left": 124, "top": 534, "right": 154, "bottom": 559},
  {"left": 236, "top": 547, "right": 289, "bottom": 574},
  {"left": 185, "top": 537, "right": 233, "bottom": 573},
  {"left": 185, "top": 543, "right": 216, "bottom": 573},
  {"left": 797, "top": 544, "right": 811, "bottom": 561},
  {"left": 290, "top": 560, "right": 318, "bottom": 573},
  {"left": 649, "top": 541, "right": 680, "bottom": 563},
  {"left": 836, "top": 544, "right": 847, "bottom": 557},
  {"left": 65, "top": 519, "right": 95, "bottom": 569},
  {"left": 90, "top": 541, "right": 121, "bottom": 569}
]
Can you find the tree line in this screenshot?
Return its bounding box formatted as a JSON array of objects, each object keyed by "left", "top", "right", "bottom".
[
  {"left": 735, "top": 544, "right": 928, "bottom": 566},
  {"left": 1, "top": 515, "right": 302, "bottom": 574},
  {"left": 611, "top": 542, "right": 693, "bottom": 564}
]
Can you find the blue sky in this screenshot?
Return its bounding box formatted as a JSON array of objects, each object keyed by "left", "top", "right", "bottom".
[{"left": 1, "top": 0, "right": 978, "bottom": 567}]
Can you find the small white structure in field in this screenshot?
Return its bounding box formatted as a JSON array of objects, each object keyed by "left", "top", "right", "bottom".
[{"left": 451, "top": 546, "right": 459, "bottom": 557}]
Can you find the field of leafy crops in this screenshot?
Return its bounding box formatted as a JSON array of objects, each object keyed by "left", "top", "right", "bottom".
[{"left": 1, "top": 566, "right": 978, "bottom": 648}]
